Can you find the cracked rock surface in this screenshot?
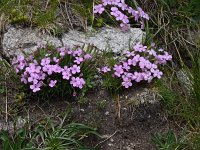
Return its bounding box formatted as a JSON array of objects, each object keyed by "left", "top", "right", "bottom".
[
  {"left": 3, "top": 27, "right": 62, "bottom": 58},
  {"left": 2, "top": 27, "right": 144, "bottom": 59},
  {"left": 62, "top": 28, "right": 144, "bottom": 53}
]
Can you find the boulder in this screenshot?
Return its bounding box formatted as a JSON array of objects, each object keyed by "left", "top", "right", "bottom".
[
  {"left": 62, "top": 27, "right": 144, "bottom": 53},
  {"left": 2, "top": 27, "right": 62, "bottom": 58},
  {"left": 2, "top": 27, "right": 144, "bottom": 59}
]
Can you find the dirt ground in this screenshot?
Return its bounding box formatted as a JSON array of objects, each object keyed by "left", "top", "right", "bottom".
[
  {"left": 0, "top": 85, "right": 180, "bottom": 150},
  {"left": 71, "top": 88, "right": 176, "bottom": 150}
]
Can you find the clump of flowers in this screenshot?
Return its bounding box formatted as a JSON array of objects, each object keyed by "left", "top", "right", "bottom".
[
  {"left": 100, "top": 43, "right": 172, "bottom": 89},
  {"left": 12, "top": 44, "right": 95, "bottom": 97},
  {"left": 94, "top": 0, "right": 149, "bottom": 30}
]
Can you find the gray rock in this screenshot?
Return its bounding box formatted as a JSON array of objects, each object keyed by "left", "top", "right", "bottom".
[
  {"left": 2, "top": 27, "right": 62, "bottom": 58},
  {"left": 2, "top": 27, "right": 144, "bottom": 60},
  {"left": 176, "top": 69, "right": 193, "bottom": 95},
  {"left": 128, "top": 88, "right": 159, "bottom": 106},
  {"left": 62, "top": 27, "right": 144, "bottom": 53},
  {"left": 0, "top": 117, "right": 26, "bottom": 134}
]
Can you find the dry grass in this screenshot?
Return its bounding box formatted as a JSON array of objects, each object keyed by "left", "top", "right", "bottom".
[
  {"left": 0, "top": 0, "right": 86, "bottom": 35},
  {"left": 138, "top": 0, "right": 199, "bottom": 66}
]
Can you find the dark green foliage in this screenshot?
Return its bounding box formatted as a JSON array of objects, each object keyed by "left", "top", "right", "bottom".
[
  {"left": 0, "top": 0, "right": 62, "bottom": 35},
  {"left": 0, "top": 128, "right": 36, "bottom": 150},
  {"left": 152, "top": 130, "right": 200, "bottom": 150},
  {"left": 0, "top": 116, "right": 99, "bottom": 150},
  {"left": 180, "top": 0, "right": 200, "bottom": 22},
  {"left": 99, "top": 50, "right": 121, "bottom": 93},
  {"left": 156, "top": 74, "right": 200, "bottom": 126},
  {"left": 0, "top": 0, "right": 30, "bottom": 25},
  {"left": 190, "top": 53, "right": 200, "bottom": 105},
  {"left": 137, "top": 0, "right": 199, "bottom": 67},
  {"left": 191, "top": 133, "right": 200, "bottom": 150},
  {"left": 155, "top": 79, "right": 179, "bottom": 111},
  {"left": 72, "top": 0, "right": 93, "bottom": 21},
  {"left": 34, "top": 123, "right": 99, "bottom": 150},
  {"left": 152, "top": 131, "right": 187, "bottom": 150}
]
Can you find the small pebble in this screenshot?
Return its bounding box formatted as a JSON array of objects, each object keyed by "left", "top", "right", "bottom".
[
  {"left": 80, "top": 109, "right": 85, "bottom": 112},
  {"left": 105, "top": 111, "right": 109, "bottom": 115}
]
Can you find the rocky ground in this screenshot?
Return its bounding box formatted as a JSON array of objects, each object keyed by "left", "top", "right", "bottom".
[{"left": 0, "top": 83, "right": 178, "bottom": 150}]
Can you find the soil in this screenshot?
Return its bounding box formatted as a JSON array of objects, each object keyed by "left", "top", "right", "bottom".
[
  {"left": 71, "top": 88, "right": 175, "bottom": 150},
  {"left": 0, "top": 85, "right": 179, "bottom": 150}
]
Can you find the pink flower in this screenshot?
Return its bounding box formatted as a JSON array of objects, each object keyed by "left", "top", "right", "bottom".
[
  {"left": 153, "top": 69, "right": 163, "bottom": 79},
  {"left": 62, "top": 66, "right": 71, "bottom": 80},
  {"left": 58, "top": 47, "right": 66, "bottom": 56},
  {"left": 111, "top": 7, "right": 119, "bottom": 17},
  {"left": 73, "top": 48, "right": 83, "bottom": 57},
  {"left": 124, "top": 50, "right": 135, "bottom": 57},
  {"left": 139, "top": 57, "right": 147, "bottom": 69},
  {"left": 122, "top": 75, "right": 132, "bottom": 88},
  {"left": 128, "top": 55, "right": 139, "bottom": 66},
  {"left": 30, "top": 82, "right": 43, "bottom": 92},
  {"left": 101, "top": 66, "right": 111, "bottom": 73},
  {"left": 53, "top": 57, "right": 59, "bottom": 63},
  {"left": 84, "top": 54, "right": 92, "bottom": 59},
  {"left": 120, "top": 23, "right": 130, "bottom": 32},
  {"left": 155, "top": 55, "right": 167, "bottom": 64},
  {"left": 74, "top": 57, "right": 84, "bottom": 64},
  {"left": 122, "top": 62, "right": 130, "bottom": 71},
  {"left": 70, "top": 77, "right": 85, "bottom": 89},
  {"left": 134, "top": 72, "right": 143, "bottom": 82},
  {"left": 133, "top": 43, "right": 147, "bottom": 52},
  {"left": 150, "top": 64, "right": 158, "bottom": 73},
  {"left": 142, "top": 72, "right": 151, "bottom": 81},
  {"left": 121, "top": 14, "right": 129, "bottom": 24},
  {"left": 122, "top": 80, "right": 132, "bottom": 88},
  {"left": 163, "top": 52, "right": 172, "bottom": 61},
  {"left": 148, "top": 49, "right": 157, "bottom": 56},
  {"left": 94, "top": 4, "right": 105, "bottom": 14},
  {"left": 113, "top": 65, "right": 124, "bottom": 77},
  {"left": 67, "top": 50, "right": 73, "bottom": 55},
  {"left": 137, "top": 7, "right": 149, "bottom": 20},
  {"left": 140, "top": 20, "right": 145, "bottom": 29},
  {"left": 49, "top": 80, "right": 57, "bottom": 88},
  {"left": 118, "top": 3, "right": 128, "bottom": 11},
  {"left": 41, "top": 57, "right": 50, "bottom": 66},
  {"left": 70, "top": 65, "right": 80, "bottom": 74},
  {"left": 123, "top": 72, "right": 135, "bottom": 80},
  {"left": 21, "top": 77, "right": 27, "bottom": 84}
]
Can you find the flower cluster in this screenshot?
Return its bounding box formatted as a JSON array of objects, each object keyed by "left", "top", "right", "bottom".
[
  {"left": 94, "top": 0, "right": 149, "bottom": 30},
  {"left": 101, "top": 43, "right": 172, "bottom": 88},
  {"left": 12, "top": 45, "right": 92, "bottom": 93}
]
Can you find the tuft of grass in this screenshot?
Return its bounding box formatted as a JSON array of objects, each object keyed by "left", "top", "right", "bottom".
[
  {"left": 156, "top": 73, "right": 200, "bottom": 128},
  {"left": 0, "top": 0, "right": 85, "bottom": 35},
  {"left": 152, "top": 130, "right": 200, "bottom": 150},
  {"left": 71, "top": 0, "right": 94, "bottom": 30},
  {"left": 190, "top": 132, "right": 200, "bottom": 150},
  {"left": 33, "top": 0, "right": 63, "bottom": 35},
  {"left": 152, "top": 131, "right": 187, "bottom": 150},
  {"left": 155, "top": 79, "right": 179, "bottom": 112},
  {"left": 189, "top": 52, "right": 200, "bottom": 105},
  {"left": 143, "top": 1, "right": 200, "bottom": 148},
  {"left": 0, "top": 113, "right": 99, "bottom": 150},
  {"left": 137, "top": 0, "right": 199, "bottom": 66}
]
